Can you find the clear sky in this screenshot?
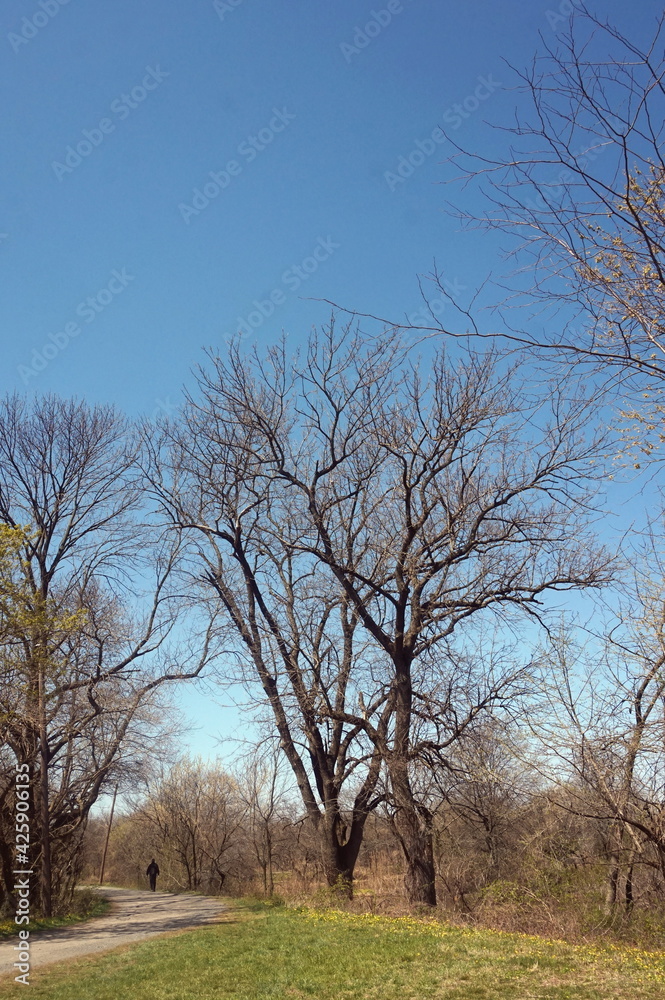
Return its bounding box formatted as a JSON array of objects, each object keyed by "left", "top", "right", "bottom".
[{"left": 3, "top": 0, "right": 661, "bottom": 761}]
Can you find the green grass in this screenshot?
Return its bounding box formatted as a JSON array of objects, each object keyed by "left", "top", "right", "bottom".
[
  {"left": 0, "top": 887, "right": 109, "bottom": 940},
  {"left": 2, "top": 900, "right": 664, "bottom": 999}
]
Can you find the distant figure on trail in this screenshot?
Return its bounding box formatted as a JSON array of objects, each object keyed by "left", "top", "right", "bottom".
[{"left": 146, "top": 859, "right": 160, "bottom": 892}]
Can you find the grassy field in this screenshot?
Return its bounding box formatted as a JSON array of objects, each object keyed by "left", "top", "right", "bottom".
[{"left": 1, "top": 899, "right": 664, "bottom": 999}]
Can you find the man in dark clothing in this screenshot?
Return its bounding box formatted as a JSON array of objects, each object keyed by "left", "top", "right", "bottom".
[{"left": 146, "top": 858, "right": 159, "bottom": 891}]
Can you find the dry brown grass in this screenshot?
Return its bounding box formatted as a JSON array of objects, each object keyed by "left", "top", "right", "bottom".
[{"left": 260, "top": 861, "right": 665, "bottom": 951}]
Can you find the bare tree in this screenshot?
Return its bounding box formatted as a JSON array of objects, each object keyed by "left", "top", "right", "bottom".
[
  {"left": 434, "top": 717, "right": 533, "bottom": 880},
  {"left": 153, "top": 323, "right": 611, "bottom": 905},
  {"left": 438, "top": 6, "right": 665, "bottom": 428},
  {"left": 540, "top": 544, "right": 665, "bottom": 915},
  {"left": 328, "top": 7, "right": 665, "bottom": 459},
  {"left": 139, "top": 757, "right": 245, "bottom": 892},
  {"left": 234, "top": 740, "right": 295, "bottom": 896},
  {"left": 0, "top": 395, "right": 217, "bottom": 915},
  {"left": 143, "top": 398, "right": 387, "bottom": 896}
]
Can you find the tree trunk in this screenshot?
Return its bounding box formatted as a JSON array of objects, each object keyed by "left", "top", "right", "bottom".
[
  {"left": 321, "top": 851, "right": 354, "bottom": 896},
  {"left": 390, "top": 764, "right": 436, "bottom": 905},
  {"left": 20, "top": 678, "right": 44, "bottom": 916},
  {"left": 0, "top": 817, "right": 15, "bottom": 913},
  {"left": 320, "top": 820, "right": 355, "bottom": 898},
  {"left": 318, "top": 806, "right": 371, "bottom": 899},
  {"left": 605, "top": 852, "right": 619, "bottom": 916},
  {"left": 265, "top": 828, "right": 274, "bottom": 897},
  {"left": 393, "top": 812, "right": 436, "bottom": 905},
  {"left": 389, "top": 658, "right": 436, "bottom": 906},
  {"left": 625, "top": 858, "right": 634, "bottom": 914}
]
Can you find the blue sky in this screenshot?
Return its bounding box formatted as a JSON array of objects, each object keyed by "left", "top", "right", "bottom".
[{"left": 3, "top": 0, "right": 661, "bottom": 761}]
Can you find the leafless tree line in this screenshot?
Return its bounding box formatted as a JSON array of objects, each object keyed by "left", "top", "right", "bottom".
[
  {"left": 0, "top": 331, "right": 615, "bottom": 914},
  {"left": 88, "top": 691, "right": 665, "bottom": 934},
  {"left": 1, "top": 330, "right": 662, "bottom": 920},
  {"left": 87, "top": 747, "right": 298, "bottom": 898}
]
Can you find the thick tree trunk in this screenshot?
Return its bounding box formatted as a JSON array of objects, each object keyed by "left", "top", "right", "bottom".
[
  {"left": 320, "top": 812, "right": 365, "bottom": 898},
  {"left": 604, "top": 821, "right": 624, "bottom": 918},
  {"left": 604, "top": 851, "right": 620, "bottom": 916},
  {"left": 321, "top": 848, "right": 354, "bottom": 896},
  {"left": 605, "top": 863, "right": 618, "bottom": 914},
  {"left": 389, "top": 657, "right": 437, "bottom": 906},
  {"left": 14, "top": 714, "right": 42, "bottom": 917},
  {"left": 390, "top": 773, "right": 436, "bottom": 906}
]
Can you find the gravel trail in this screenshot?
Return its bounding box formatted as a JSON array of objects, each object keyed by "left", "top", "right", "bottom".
[{"left": 0, "top": 886, "right": 226, "bottom": 979}]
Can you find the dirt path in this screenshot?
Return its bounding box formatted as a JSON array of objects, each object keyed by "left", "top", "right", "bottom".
[{"left": 0, "top": 886, "right": 226, "bottom": 978}]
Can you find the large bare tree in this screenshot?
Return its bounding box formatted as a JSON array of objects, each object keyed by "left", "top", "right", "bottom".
[
  {"left": 143, "top": 398, "right": 387, "bottom": 896},
  {"left": 153, "top": 322, "right": 611, "bottom": 904}
]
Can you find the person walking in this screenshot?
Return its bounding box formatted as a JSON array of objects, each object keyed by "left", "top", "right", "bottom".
[{"left": 146, "top": 858, "right": 160, "bottom": 892}]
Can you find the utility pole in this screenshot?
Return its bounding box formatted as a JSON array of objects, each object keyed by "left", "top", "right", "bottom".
[{"left": 99, "top": 784, "right": 118, "bottom": 886}]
